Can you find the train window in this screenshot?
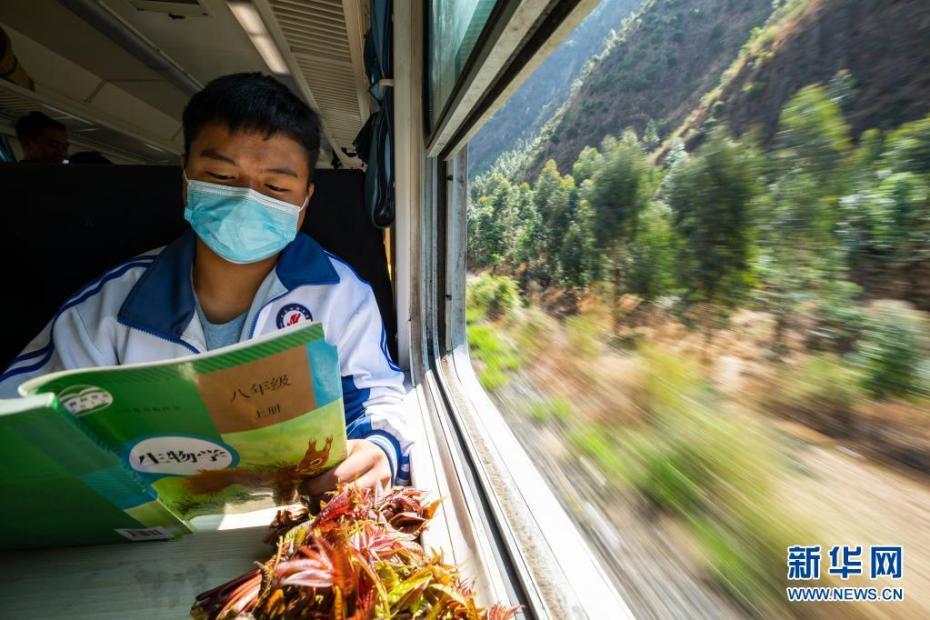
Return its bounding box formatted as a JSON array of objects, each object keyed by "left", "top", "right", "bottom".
[
  {"left": 459, "top": 0, "right": 930, "bottom": 617},
  {"left": 411, "top": 1, "right": 638, "bottom": 616}
]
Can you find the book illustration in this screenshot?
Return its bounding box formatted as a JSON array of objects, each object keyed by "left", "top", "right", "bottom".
[{"left": 295, "top": 436, "right": 333, "bottom": 477}]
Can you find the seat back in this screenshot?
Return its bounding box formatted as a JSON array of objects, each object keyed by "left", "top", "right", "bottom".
[{"left": 0, "top": 164, "right": 395, "bottom": 368}]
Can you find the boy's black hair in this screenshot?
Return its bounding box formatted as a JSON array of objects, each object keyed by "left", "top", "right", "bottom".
[
  {"left": 15, "top": 111, "right": 66, "bottom": 142},
  {"left": 182, "top": 73, "right": 321, "bottom": 179}
]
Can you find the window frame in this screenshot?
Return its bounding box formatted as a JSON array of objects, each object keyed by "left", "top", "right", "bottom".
[
  {"left": 424, "top": 0, "right": 604, "bottom": 160},
  {"left": 424, "top": 0, "right": 508, "bottom": 134}
]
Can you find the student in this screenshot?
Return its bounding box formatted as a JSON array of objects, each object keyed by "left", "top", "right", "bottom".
[
  {"left": 0, "top": 73, "right": 411, "bottom": 492},
  {"left": 15, "top": 111, "right": 69, "bottom": 163}
]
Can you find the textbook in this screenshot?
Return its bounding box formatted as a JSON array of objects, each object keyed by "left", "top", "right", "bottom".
[{"left": 0, "top": 322, "right": 347, "bottom": 550}]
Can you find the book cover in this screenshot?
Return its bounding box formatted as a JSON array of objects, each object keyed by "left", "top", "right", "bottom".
[{"left": 8, "top": 322, "right": 346, "bottom": 543}]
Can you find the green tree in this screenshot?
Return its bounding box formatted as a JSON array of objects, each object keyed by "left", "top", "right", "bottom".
[
  {"left": 847, "top": 128, "right": 884, "bottom": 177},
  {"left": 509, "top": 182, "right": 538, "bottom": 269},
  {"left": 466, "top": 194, "right": 488, "bottom": 268},
  {"left": 571, "top": 145, "right": 604, "bottom": 184},
  {"left": 643, "top": 120, "right": 661, "bottom": 150},
  {"left": 868, "top": 173, "right": 930, "bottom": 267},
  {"left": 531, "top": 160, "right": 575, "bottom": 283},
  {"left": 587, "top": 131, "right": 656, "bottom": 329},
  {"left": 846, "top": 172, "right": 930, "bottom": 301},
  {"left": 827, "top": 69, "right": 857, "bottom": 115},
  {"left": 775, "top": 84, "right": 851, "bottom": 185},
  {"left": 469, "top": 195, "right": 504, "bottom": 269},
  {"left": 839, "top": 115, "right": 930, "bottom": 303},
  {"left": 856, "top": 300, "right": 929, "bottom": 399},
  {"left": 836, "top": 128, "right": 883, "bottom": 269},
  {"left": 558, "top": 198, "right": 601, "bottom": 291},
  {"left": 760, "top": 86, "right": 853, "bottom": 353},
  {"left": 627, "top": 203, "right": 677, "bottom": 302},
  {"left": 665, "top": 129, "right": 757, "bottom": 341},
  {"left": 880, "top": 115, "right": 930, "bottom": 176},
  {"left": 469, "top": 169, "right": 504, "bottom": 206},
  {"left": 468, "top": 173, "right": 518, "bottom": 271}
]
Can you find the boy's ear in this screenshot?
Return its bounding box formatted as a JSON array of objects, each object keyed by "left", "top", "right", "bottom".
[
  {"left": 297, "top": 183, "right": 314, "bottom": 229},
  {"left": 180, "top": 155, "right": 188, "bottom": 203}
]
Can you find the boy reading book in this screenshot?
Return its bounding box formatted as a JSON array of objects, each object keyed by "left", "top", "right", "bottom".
[{"left": 0, "top": 73, "right": 410, "bottom": 493}]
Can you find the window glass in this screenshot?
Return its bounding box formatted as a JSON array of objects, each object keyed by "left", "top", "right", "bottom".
[
  {"left": 428, "top": 0, "right": 500, "bottom": 129},
  {"left": 0, "top": 134, "right": 16, "bottom": 162},
  {"left": 465, "top": 0, "right": 929, "bottom": 616}
]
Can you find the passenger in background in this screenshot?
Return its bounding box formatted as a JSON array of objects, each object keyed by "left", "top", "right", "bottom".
[
  {"left": 15, "top": 111, "right": 68, "bottom": 163},
  {"left": 68, "top": 150, "right": 112, "bottom": 164}
]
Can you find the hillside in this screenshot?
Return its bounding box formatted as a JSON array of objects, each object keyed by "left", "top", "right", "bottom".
[
  {"left": 527, "top": 0, "right": 775, "bottom": 178},
  {"left": 668, "top": 0, "right": 930, "bottom": 153},
  {"left": 467, "top": 0, "right": 642, "bottom": 178}
]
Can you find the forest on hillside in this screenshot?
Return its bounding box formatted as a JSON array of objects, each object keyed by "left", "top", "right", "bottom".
[{"left": 470, "top": 82, "right": 930, "bottom": 389}]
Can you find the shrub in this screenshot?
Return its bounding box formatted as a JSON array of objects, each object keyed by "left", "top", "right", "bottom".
[
  {"left": 638, "top": 403, "right": 796, "bottom": 612},
  {"left": 468, "top": 273, "right": 521, "bottom": 321},
  {"left": 855, "top": 300, "right": 929, "bottom": 399},
  {"left": 467, "top": 324, "right": 522, "bottom": 392},
  {"left": 881, "top": 114, "right": 930, "bottom": 176},
  {"left": 569, "top": 425, "right": 629, "bottom": 479},
  {"left": 612, "top": 348, "right": 802, "bottom": 612},
  {"left": 468, "top": 324, "right": 502, "bottom": 358},
  {"left": 514, "top": 307, "right": 556, "bottom": 359},
  {"left": 479, "top": 366, "right": 509, "bottom": 392},
  {"left": 627, "top": 204, "right": 678, "bottom": 302},
  {"left": 807, "top": 280, "right": 865, "bottom": 353},
  {"left": 564, "top": 315, "right": 601, "bottom": 358},
  {"left": 764, "top": 354, "right": 863, "bottom": 436}
]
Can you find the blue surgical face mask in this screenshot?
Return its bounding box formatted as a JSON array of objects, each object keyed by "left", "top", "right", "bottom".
[{"left": 183, "top": 173, "right": 308, "bottom": 264}]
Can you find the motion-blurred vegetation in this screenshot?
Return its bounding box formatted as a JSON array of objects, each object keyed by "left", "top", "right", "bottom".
[{"left": 466, "top": 78, "right": 930, "bottom": 616}]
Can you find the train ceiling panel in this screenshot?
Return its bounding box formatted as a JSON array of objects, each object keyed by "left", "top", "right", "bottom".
[
  {"left": 103, "top": 0, "right": 266, "bottom": 99},
  {"left": 0, "top": 1, "right": 189, "bottom": 120},
  {"left": 0, "top": 0, "right": 372, "bottom": 167}
]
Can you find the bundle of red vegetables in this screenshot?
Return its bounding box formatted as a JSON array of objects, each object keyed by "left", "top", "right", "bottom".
[{"left": 191, "top": 486, "right": 519, "bottom": 619}]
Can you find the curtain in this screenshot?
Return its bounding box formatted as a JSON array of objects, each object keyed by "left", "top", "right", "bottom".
[{"left": 354, "top": 0, "right": 394, "bottom": 228}]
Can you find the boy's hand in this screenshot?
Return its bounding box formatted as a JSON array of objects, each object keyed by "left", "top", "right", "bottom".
[{"left": 300, "top": 439, "right": 391, "bottom": 495}]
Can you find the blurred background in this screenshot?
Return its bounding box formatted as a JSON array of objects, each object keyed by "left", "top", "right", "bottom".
[{"left": 465, "top": 0, "right": 930, "bottom": 617}]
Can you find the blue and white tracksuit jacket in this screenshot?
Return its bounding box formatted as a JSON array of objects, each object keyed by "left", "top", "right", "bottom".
[{"left": 0, "top": 230, "right": 412, "bottom": 485}]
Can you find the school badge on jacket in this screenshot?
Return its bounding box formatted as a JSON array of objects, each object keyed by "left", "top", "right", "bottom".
[{"left": 277, "top": 303, "right": 313, "bottom": 328}]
